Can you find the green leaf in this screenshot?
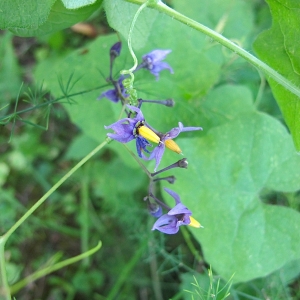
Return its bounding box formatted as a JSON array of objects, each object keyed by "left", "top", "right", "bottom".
[
  {"left": 0, "top": 0, "right": 56, "bottom": 29},
  {"left": 0, "top": 33, "right": 22, "bottom": 103},
  {"left": 253, "top": 0, "right": 300, "bottom": 150},
  {"left": 104, "top": 0, "right": 159, "bottom": 50},
  {"left": 61, "top": 0, "right": 98, "bottom": 9},
  {"left": 8, "top": 0, "right": 103, "bottom": 37},
  {"left": 163, "top": 85, "right": 300, "bottom": 282}
]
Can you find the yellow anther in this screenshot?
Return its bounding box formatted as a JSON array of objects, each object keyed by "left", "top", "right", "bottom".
[
  {"left": 189, "top": 216, "right": 202, "bottom": 228},
  {"left": 165, "top": 139, "right": 182, "bottom": 154},
  {"left": 138, "top": 125, "right": 160, "bottom": 144}
]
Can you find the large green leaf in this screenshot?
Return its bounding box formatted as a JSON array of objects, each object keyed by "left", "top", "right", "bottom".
[
  {"left": 253, "top": 0, "right": 300, "bottom": 150},
  {"left": 160, "top": 85, "right": 300, "bottom": 282},
  {"left": 2, "top": 0, "right": 102, "bottom": 37}
]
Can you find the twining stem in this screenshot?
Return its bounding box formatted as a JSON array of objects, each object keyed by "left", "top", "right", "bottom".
[
  {"left": 120, "top": 0, "right": 150, "bottom": 98},
  {"left": 126, "top": 0, "right": 300, "bottom": 99}
]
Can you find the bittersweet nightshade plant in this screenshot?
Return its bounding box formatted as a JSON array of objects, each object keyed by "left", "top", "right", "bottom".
[{"left": 152, "top": 188, "right": 201, "bottom": 234}]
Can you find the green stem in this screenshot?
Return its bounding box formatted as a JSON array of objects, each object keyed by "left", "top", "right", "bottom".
[
  {"left": 0, "top": 237, "right": 10, "bottom": 300},
  {"left": 80, "top": 165, "right": 90, "bottom": 267},
  {"left": 10, "top": 241, "right": 102, "bottom": 295},
  {"left": 0, "top": 84, "right": 108, "bottom": 124},
  {"left": 2, "top": 138, "right": 109, "bottom": 242},
  {"left": 126, "top": 0, "right": 300, "bottom": 99},
  {"left": 126, "top": 0, "right": 150, "bottom": 73}
]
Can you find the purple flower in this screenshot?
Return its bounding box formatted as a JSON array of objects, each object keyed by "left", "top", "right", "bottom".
[
  {"left": 105, "top": 105, "right": 160, "bottom": 156},
  {"left": 147, "top": 122, "right": 202, "bottom": 171},
  {"left": 97, "top": 76, "right": 128, "bottom": 103},
  {"left": 152, "top": 188, "right": 192, "bottom": 234},
  {"left": 141, "top": 49, "right": 174, "bottom": 80}
]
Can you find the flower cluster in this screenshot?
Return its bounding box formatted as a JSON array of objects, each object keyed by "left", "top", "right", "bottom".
[{"left": 98, "top": 42, "right": 203, "bottom": 234}]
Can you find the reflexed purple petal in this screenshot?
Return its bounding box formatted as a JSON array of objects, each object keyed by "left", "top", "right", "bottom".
[
  {"left": 150, "top": 62, "right": 174, "bottom": 80},
  {"left": 105, "top": 118, "right": 136, "bottom": 143},
  {"left": 164, "top": 127, "right": 181, "bottom": 140},
  {"left": 163, "top": 122, "right": 202, "bottom": 141},
  {"left": 107, "top": 132, "right": 134, "bottom": 143},
  {"left": 163, "top": 188, "right": 181, "bottom": 204},
  {"left": 168, "top": 203, "right": 192, "bottom": 217},
  {"left": 143, "top": 49, "right": 172, "bottom": 63},
  {"left": 97, "top": 88, "right": 119, "bottom": 103},
  {"left": 178, "top": 122, "right": 203, "bottom": 132},
  {"left": 136, "top": 136, "right": 151, "bottom": 157},
  {"left": 152, "top": 214, "right": 179, "bottom": 234},
  {"left": 104, "top": 118, "right": 134, "bottom": 132},
  {"left": 127, "top": 105, "right": 144, "bottom": 121},
  {"left": 149, "top": 143, "right": 165, "bottom": 172}
]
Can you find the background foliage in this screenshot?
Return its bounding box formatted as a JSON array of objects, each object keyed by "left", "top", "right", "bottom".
[{"left": 1, "top": 0, "right": 300, "bottom": 299}]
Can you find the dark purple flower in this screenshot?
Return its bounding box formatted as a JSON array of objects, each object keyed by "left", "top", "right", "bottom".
[
  {"left": 105, "top": 105, "right": 159, "bottom": 156},
  {"left": 152, "top": 188, "right": 192, "bottom": 234},
  {"left": 141, "top": 49, "right": 174, "bottom": 80},
  {"left": 146, "top": 122, "right": 202, "bottom": 171},
  {"left": 97, "top": 76, "right": 128, "bottom": 103}
]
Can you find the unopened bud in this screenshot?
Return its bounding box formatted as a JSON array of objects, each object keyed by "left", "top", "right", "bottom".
[
  {"left": 178, "top": 158, "right": 188, "bottom": 169},
  {"left": 110, "top": 42, "right": 122, "bottom": 59}
]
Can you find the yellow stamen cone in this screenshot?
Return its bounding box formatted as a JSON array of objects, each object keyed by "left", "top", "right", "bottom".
[
  {"left": 138, "top": 125, "right": 160, "bottom": 144},
  {"left": 165, "top": 139, "right": 182, "bottom": 154},
  {"left": 189, "top": 216, "right": 202, "bottom": 228}
]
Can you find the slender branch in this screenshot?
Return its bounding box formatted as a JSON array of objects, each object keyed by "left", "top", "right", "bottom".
[
  {"left": 0, "top": 237, "right": 10, "bottom": 300},
  {"left": 10, "top": 241, "right": 102, "bottom": 295},
  {"left": 0, "top": 84, "right": 109, "bottom": 123},
  {"left": 2, "top": 138, "right": 110, "bottom": 242},
  {"left": 126, "top": 0, "right": 300, "bottom": 99}
]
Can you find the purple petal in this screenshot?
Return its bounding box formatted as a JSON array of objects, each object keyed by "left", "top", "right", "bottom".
[
  {"left": 163, "top": 127, "right": 181, "bottom": 140},
  {"left": 152, "top": 214, "right": 179, "bottom": 234},
  {"left": 163, "top": 188, "right": 181, "bottom": 204},
  {"left": 104, "top": 118, "right": 134, "bottom": 132},
  {"left": 178, "top": 122, "right": 203, "bottom": 132},
  {"left": 106, "top": 132, "right": 134, "bottom": 143},
  {"left": 97, "top": 88, "right": 119, "bottom": 103},
  {"left": 105, "top": 118, "right": 135, "bottom": 143},
  {"left": 127, "top": 105, "right": 145, "bottom": 122},
  {"left": 163, "top": 122, "right": 202, "bottom": 140},
  {"left": 150, "top": 62, "right": 174, "bottom": 80},
  {"left": 149, "top": 144, "right": 165, "bottom": 171},
  {"left": 168, "top": 203, "right": 192, "bottom": 217},
  {"left": 143, "top": 49, "right": 172, "bottom": 63},
  {"left": 136, "top": 136, "right": 151, "bottom": 157}
]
